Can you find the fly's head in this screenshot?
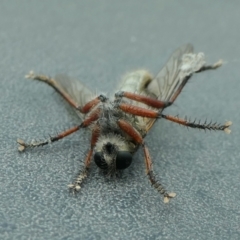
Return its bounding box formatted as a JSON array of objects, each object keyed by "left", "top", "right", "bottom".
[{"left": 94, "top": 134, "right": 134, "bottom": 173}]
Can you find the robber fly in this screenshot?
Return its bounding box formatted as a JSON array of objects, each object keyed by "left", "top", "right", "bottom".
[{"left": 17, "top": 44, "right": 231, "bottom": 203}]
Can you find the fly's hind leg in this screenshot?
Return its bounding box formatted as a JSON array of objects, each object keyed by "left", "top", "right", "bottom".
[
  {"left": 168, "top": 59, "right": 223, "bottom": 104},
  {"left": 26, "top": 71, "right": 107, "bottom": 113},
  {"left": 196, "top": 59, "right": 223, "bottom": 72},
  {"left": 115, "top": 91, "right": 172, "bottom": 109},
  {"left": 17, "top": 106, "right": 101, "bottom": 152},
  {"left": 115, "top": 59, "right": 223, "bottom": 110},
  {"left": 25, "top": 71, "right": 80, "bottom": 109},
  {"left": 17, "top": 125, "right": 81, "bottom": 152}
]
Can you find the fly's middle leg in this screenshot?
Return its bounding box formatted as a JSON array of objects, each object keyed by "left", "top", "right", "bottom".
[
  {"left": 160, "top": 114, "right": 232, "bottom": 134},
  {"left": 117, "top": 103, "right": 159, "bottom": 118},
  {"left": 17, "top": 108, "right": 101, "bottom": 151},
  {"left": 17, "top": 125, "right": 81, "bottom": 152},
  {"left": 25, "top": 71, "right": 80, "bottom": 109}
]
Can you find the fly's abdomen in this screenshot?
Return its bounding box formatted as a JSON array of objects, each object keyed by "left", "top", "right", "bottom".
[
  {"left": 117, "top": 70, "right": 153, "bottom": 95},
  {"left": 116, "top": 70, "right": 155, "bottom": 137}
]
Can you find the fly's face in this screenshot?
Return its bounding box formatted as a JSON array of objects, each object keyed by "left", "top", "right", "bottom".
[{"left": 94, "top": 134, "right": 134, "bottom": 171}]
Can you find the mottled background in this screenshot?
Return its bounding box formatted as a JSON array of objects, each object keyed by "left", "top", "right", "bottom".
[{"left": 0, "top": 1, "right": 239, "bottom": 239}]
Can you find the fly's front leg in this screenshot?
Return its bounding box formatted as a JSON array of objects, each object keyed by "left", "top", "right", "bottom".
[
  {"left": 17, "top": 108, "right": 101, "bottom": 152},
  {"left": 68, "top": 125, "right": 100, "bottom": 192},
  {"left": 117, "top": 119, "right": 176, "bottom": 203}
]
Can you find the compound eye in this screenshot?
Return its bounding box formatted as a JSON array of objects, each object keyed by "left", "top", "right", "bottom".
[
  {"left": 116, "top": 151, "right": 133, "bottom": 169},
  {"left": 94, "top": 152, "right": 108, "bottom": 169}
]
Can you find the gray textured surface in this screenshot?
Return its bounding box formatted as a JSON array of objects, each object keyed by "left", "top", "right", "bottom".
[{"left": 0, "top": 1, "right": 239, "bottom": 239}]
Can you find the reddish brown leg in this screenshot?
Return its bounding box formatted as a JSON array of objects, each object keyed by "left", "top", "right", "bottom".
[
  {"left": 118, "top": 103, "right": 159, "bottom": 118},
  {"left": 26, "top": 71, "right": 79, "bottom": 109},
  {"left": 17, "top": 108, "right": 101, "bottom": 152},
  {"left": 116, "top": 60, "right": 223, "bottom": 120},
  {"left": 68, "top": 125, "right": 100, "bottom": 192},
  {"left": 117, "top": 103, "right": 231, "bottom": 134},
  {"left": 17, "top": 126, "right": 81, "bottom": 152},
  {"left": 196, "top": 59, "right": 222, "bottom": 73},
  {"left": 160, "top": 114, "right": 232, "bottom": 134},
  {"left": 79, "top": 95, "right": 107, "bottom": 113},
  {"left": 115, "top": 60, "right": 222, "bottom": 110},
  {"left": 26, "top": 71, "right": 107, "bottom": 114},
  {"left": 115, "top": 91, "right": 171, "bottom": 109},
  {"left": 118, "top": 119, "right": 176, "bottom": 203}
]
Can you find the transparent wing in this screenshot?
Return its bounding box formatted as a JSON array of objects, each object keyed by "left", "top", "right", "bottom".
[
  {"left": 147, "top": 44, "right": 194, "bottom": 102},
  {"left": 54, "top": 74, "right": 95, "bottom": 119},
  {"left": 145, "top": 44, "right": 206, "bottom": 132}
]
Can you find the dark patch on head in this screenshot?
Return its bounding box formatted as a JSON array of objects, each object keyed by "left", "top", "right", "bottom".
[{"left": 105, "top": 142, "right": 115, "bottom": 154}]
